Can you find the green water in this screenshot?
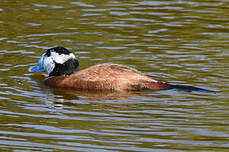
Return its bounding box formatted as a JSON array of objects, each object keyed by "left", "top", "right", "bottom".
[{"left": 0, "top": 0, "right": 228, "bottom": 151}]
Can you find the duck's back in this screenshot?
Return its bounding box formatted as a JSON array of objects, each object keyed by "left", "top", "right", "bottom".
[{"left": 45, "top": 63, "right": 171, "bottom": 91}]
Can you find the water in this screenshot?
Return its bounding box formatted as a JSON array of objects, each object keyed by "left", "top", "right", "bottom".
[{"left": 0, "top": 0, "right": 228, "bottom": 151}]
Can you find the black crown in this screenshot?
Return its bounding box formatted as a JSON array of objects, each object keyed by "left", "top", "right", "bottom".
[{"left": 46, "top": 46, "right": 71, "bottom": 57}]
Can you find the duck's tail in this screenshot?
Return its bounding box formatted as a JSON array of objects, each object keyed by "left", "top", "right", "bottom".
[{"left": 169, "top": 84, "right": 217, "bottom": 93}]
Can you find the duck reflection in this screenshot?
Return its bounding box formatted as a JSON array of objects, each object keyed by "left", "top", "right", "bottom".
[{"left": 30, "top": 74, "right": 157, "bottom": 109}]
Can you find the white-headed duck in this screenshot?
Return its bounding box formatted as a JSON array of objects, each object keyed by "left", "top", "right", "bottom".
[{"left": 29, "top": 47, "right": 216, "bottom": 93}]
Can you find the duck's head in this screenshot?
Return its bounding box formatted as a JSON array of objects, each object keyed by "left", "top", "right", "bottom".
[{"left": 29, "top": 47, "right": 79, "bottom": 77}]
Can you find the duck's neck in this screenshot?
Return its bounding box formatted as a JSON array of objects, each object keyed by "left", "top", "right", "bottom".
[{"left": 49, "top": 59, "right": 79, "bottom": 77}]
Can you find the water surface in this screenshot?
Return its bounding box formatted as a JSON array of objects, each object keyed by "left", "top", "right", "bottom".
[{"left": 0, "top": 0, "right": 228, "bottom": 151}]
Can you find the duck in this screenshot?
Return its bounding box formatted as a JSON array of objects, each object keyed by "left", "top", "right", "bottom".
[{"left": 29, "top": 46, "right": 216, "bottom": 93}]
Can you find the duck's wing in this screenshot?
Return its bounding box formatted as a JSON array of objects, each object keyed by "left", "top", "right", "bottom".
[{"left": 45, "top": 63, "right": 170, "bottom": 91}]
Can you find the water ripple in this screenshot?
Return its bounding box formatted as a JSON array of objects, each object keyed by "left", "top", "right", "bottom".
[{"left": 0, "top": 0, "right": 228, "bottom": 151}]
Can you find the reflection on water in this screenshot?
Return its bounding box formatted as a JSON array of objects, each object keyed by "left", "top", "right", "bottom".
[{"left": 0, "top": 0, "right": 228, "bottom": 151}]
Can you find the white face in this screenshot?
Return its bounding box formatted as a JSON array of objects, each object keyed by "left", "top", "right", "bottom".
[{"left": 43, "top": 51, "right": 76, "bottom": 75}]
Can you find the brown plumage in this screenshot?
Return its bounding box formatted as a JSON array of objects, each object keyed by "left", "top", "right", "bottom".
[
  {"left": 45, "top": 63, "right": 171, "bottom": 91},
  {"left": 29, "top": 47, "right": 216, "bottom": 93}
]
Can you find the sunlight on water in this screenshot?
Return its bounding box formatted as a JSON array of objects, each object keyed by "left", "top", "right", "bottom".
[{"left": 0, "top": 0, "right": 228, "bottom": 151}]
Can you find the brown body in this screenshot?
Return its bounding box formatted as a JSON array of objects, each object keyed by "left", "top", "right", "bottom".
[{"left": 45, "top": 63, "right": 171, "bottom": 91}]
